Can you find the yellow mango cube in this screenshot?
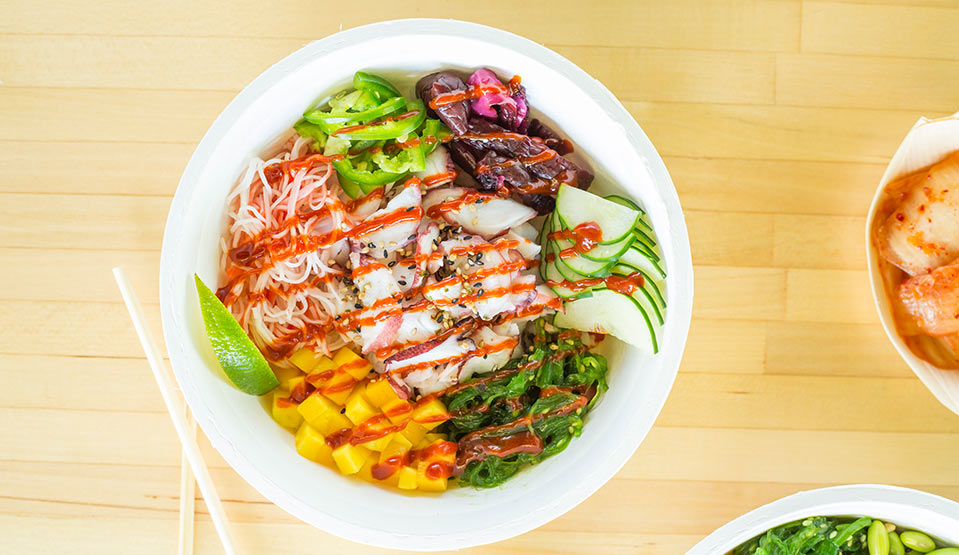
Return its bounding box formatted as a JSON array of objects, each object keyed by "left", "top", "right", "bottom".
[
  {"left": 399, "top": 422, "right": 428, "bottom": 446},
  {"left": 396, "top": 465, "right": 418, "bottom": 490},
  {"left": 359, "top": 432, "right": 394, "bottom": 453},
  {"left": 320, "top": 370, "right": 355, "bottom": 405},
  {"left": 381, "top": 398, "right": 413, "bottom": 424},
  {"left": 411, "top": 397, "right": 449, "bottom": 430},
  {"left": 344, "top": 389, "right": 378, "bottom": 426},
  {"left": 333, "top": 347, "right": 373, "bottom": 380},
  {"left": 287, "top": 376, "right": 310, "bottom": 401},
  {"left": 379, "top": 434, "right": 414, "bottom": 463},
  {"left": 289, "top": 348, "right": 326, "bottom": 372},
  {"left": 331, "top": 443, "right": 372, "bottom": 475},
  {"left": 294, "top": 423, "right": 333, "bottom": 466},
  {"left": 416, "top": 461, "right": 449, "bottom": 492},
  {"left": 274, "top": 365, "right": 304, "bottom": 390},
  {"left": 297, "top": 391, "right": 339, "bottom": 424},
  {"left": 417, "top": 433, "right": 448, "bottom": 449},
  {"left": 364, "top": 379, "right": 400, "bottom": 407},
  {"left": 272, "top": 392, "right": 303, "bottom": 429},
  {"left": 356, "top": 458, "right": 375, "bottom": 482}
]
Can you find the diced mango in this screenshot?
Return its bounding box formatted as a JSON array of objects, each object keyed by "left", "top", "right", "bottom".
[
  {"left": 399, "top": 422, "right": 428, "bottom": 446},
  {"left": 378, "top": 434, "right": 413, "bottom": 463},
  {"left": 381, "top": 398, "right": 413, "bottom": 424},
  {"left": 416, "top": 461, "right": 449, "bottom": 492},
  {"left": 356, "top": 457, "right": 375, "bottom": 482},
  {"left": 333, "top": 347, "right": 373, "bottom": 380},
  {"left": 272, "top": 392, "right": 303, "bottom": 429},
  {"left": 365, "top": 379, "right": 400, "bottom": 407},
  {"left": 289, "top": 348, "right": 326, "bottom": 372},
  {"left": 396, "top": 465, "right": 418, "bottom": 490},
  {"left": 360, "top": 432, "right": 394, "bottom": 453},
  {"left": 417, "top": 433, "right": 448, "bottom": 449},
  {"left": 331, "top": 443, "right": 372, "bottom": 475},
  {"left": 297, "top": 391, "right": 340, "bottom": 424},
  {"left": 274, "top": 365, "right": 304, "bottom": 390},
  {"left": 294, "top": 423, "right": 333, "bottom": 466},
  {"left": 344, "top": 388, "right": 378, "bottom": 426},
  {"left": 411, "top": 397, "right": 449, "bottom": 430},
  {"left": 320, "top": 370, "right": 355, "bottom": 405},
  {"left": 287, "top": 375, "right": 311, "bottom": 401}
]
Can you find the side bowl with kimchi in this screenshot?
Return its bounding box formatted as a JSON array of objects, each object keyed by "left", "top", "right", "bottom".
[
  {"left": 866, "top": 113, "right": 959, "bottom": 416},
  {"left": 160, "top": 19, "right": 692, "bottom": 551}
]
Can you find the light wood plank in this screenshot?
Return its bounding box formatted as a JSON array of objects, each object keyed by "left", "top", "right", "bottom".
[
  {"left": 693, "top": 266, "right": 786, "bottom": 320},
  {"left": 625, "top": 427, "right": 959, "bottom": 485},
  {"left": 776, "top": 53, "right": 959, "bottom": 111},
  {"left": 0, "top": 300, "right": 164, "bottom": 358},
  {"left": 765, "top": 321, "right": 914, "bottom": 378},
  {"left": 682, "top": 319, "right": 767, "bottom": 374},
  {"left": 668, "top": 157, "right": 885, "bottom": 216},
  {"left": 630, "top": 101, "right": 932, "bottom": 163},
  {"left": 803, "top": 2, "right": 959, "bottom": 60},
  {"left": 0, "top": 1, "right": 801, "bottom": 51},
  {"left": 662, "top": 373, "right": 959, "bottom": 432},
  {"left": 785, "top": 268, "right": 877, "bottom": 324},
  {"left": 0, "top": 88, "right": 232, "bottom": 143},
  {"left": 687, "top": 211, "right": 775, "bottom": 267},
  {"left": 0, "top": 141, "right": 191, "bottom": 196},
  {"left": 0, "top": 194, "right": 168, "bottom": 251},
  {"left": 773, "top": 214, "right": 867, "bottom": 270}
]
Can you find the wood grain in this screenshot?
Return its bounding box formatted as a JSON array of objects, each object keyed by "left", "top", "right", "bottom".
[{"left": 4, "top": 1, "right": 959, "bottom": 553}]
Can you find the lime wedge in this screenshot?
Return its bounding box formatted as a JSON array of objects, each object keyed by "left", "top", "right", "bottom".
[{"left": 194, "top": 275, "right": 279, "bottom": 395}]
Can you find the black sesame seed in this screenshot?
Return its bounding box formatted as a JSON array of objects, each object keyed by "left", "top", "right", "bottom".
[
  {"left": 407, "top": 264, "right": 416, "bottom": 270},
  {"left": 354, "top": 303, "right": 363, "bottom": 309},
  {"left": 388, "top": 260, "right": 397, "bottom": 267},
  {"left": 464, "top": 235, "right": 472, "bottom": 240},
  {"left": 367, "top": 242, "right": 375, "bottom": 248},
  {"left": 477, "top": 289, "right": 484, "bottom": 297},
  {"left": 383, "top": 250, "right": 388, "bottom": 258},
  {"left": 405, "top": 206, "right": 415, "bottom": 212},
  {"left": 398, "top": 280, "right": 407, "bottom": 286},
  {"left": 458, "top": 303, "right": 468, "bottom": 308},
  {"left": 408, "top": 233, "right": 417, "bottom": 240}
]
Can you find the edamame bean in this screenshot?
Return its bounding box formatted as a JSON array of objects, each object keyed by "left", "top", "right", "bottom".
[
  {"left": 927, "top": 550, "right": 959, "bottom": 555},
  {"left": 890, "top": 532, "right": 906, "bottom": 555},
  {"left": 870, "top": 521, "right": 891, "bottom": 555},
  {"left": 902, "top": 531, "right": 937, "bottom": 553}
]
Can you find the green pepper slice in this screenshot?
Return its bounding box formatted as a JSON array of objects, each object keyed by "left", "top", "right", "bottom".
[
  {"left": 331, "top": 100, "right": 427, "bottom": 141},
  {"left": 293, "top": 120, "right": 328, "bottom": 151},
  {"left": 353, "top": 71, "right": 401, "bottom": 101},
  {"left": 332, "top": 158, "right": 404, "bottom": 193},
  {"left": 303, "top": 96, "right": 407, "bottom": 133}
]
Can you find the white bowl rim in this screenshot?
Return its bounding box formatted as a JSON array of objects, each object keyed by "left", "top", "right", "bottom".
[
  {"left": 687, "top": 484, "right": 959, "bottom": 555},
  {"left": 159, "top": 18, "right": 694, "bottom": 550}
]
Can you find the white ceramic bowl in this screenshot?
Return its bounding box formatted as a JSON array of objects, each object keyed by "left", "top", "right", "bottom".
[
  {"left": 688, "top": 484, "right": 959, "bottom": 554},
  {"left": 865, "top": 114, "right": 959, "bottom": 416},
  {"left": 160, "top": 19, "right": 693, "bottom": 550}
]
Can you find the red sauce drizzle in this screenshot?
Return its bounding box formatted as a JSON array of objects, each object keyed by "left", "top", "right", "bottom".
[
  {"left": 547, "top": 221, "right": 604, "bottom": 259},
  {"left": 331, "top": 109, "right": 420, "bottom": 136},
  {"left": 545, "top": 272, "right": 645, "bottom": 296}
]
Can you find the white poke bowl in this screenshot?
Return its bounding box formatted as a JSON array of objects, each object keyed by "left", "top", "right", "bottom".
[
  {"left": 160, "top": 19, "right": 693, "bottom": 551},
  {"left": 688, "top": 485, "right": 959, "bottom": 555}
]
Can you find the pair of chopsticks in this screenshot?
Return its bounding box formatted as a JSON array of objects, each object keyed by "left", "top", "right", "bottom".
[{"left": 113, "top": 267, "right": 237, "bottom": 555}]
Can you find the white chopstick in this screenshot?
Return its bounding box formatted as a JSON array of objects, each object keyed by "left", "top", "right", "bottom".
[
  {"left": 112, "top": 267, "right": 237, "bottom": 555},
  {"left": 178, "top": 411, "right": 197, "bottom": 555}
]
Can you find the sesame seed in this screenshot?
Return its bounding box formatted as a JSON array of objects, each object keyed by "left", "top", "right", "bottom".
[
  {"left": 398, "top": 280, "right": 407, "bottom": 286},
  {"left": 367, "top": 242, "right": 375, "bottom": 248},
  {"left": 408, "top": 233, "right": 417, "bottom": 240},
  {"left": 354, "top": 303, "right": 362, "bottom": 309},
  {"left": 388, "top": 260, "right": 397, "bottom": 267},
  {"left": 408, "top": 264, "right": 416, "bottom": 270}
]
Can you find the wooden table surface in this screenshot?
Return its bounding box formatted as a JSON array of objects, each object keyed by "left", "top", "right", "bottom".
[{"left": 5, "top": 1, "right": 959, "bottom": 553}]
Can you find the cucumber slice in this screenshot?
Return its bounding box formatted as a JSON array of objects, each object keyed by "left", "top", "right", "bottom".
[
  {"left": 608, "top": 266, "right": 664, "bottom": 325},
  {"left": 553, "top": 288, "right": 658, "bottom": 353},
  {"left": 604, "top": 194, "right": 644, "bottom": 212},
  {"left": 613, "top": 263, "right": 666, "bottom": 308},
  {"left": 628, "top": 237, "right": 660, "bottom": 263},
  {"left": 632, "top": 226, "right": 657, "bottom": 248},
  {"left": 552, "top": 232, "right": 635, "bottom": 262},
  {"left": 553, "top": 245, "right": 614, "bottom": 277},
  {"left": 620, "top": 246, "right": 666, "bottom": 279},
  {"left": 556, "top": 185, "right": 639, "bottom": 245}
]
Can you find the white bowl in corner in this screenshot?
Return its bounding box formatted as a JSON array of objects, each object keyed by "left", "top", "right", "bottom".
[
  {"left": 159, "top": 19, "right": 693, "bottom": 551},
  {"left": 688, "top": 484, "right": 959, "bottom": 555}
]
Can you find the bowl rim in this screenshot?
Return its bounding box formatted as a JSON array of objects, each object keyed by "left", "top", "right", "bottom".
[
  {"left": 687, "top": 484, "right": 959, "bottom": 554},
  {"left": 159, "top": 18, "right": 694, "bottom": 550}
]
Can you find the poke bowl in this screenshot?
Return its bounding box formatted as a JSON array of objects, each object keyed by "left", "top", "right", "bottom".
[
  {"left": 159, "top": 19, "right": 693, "bottom": 550},
  {"left": 688, "top": 484, "right": 959, "bottom": 555}
]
